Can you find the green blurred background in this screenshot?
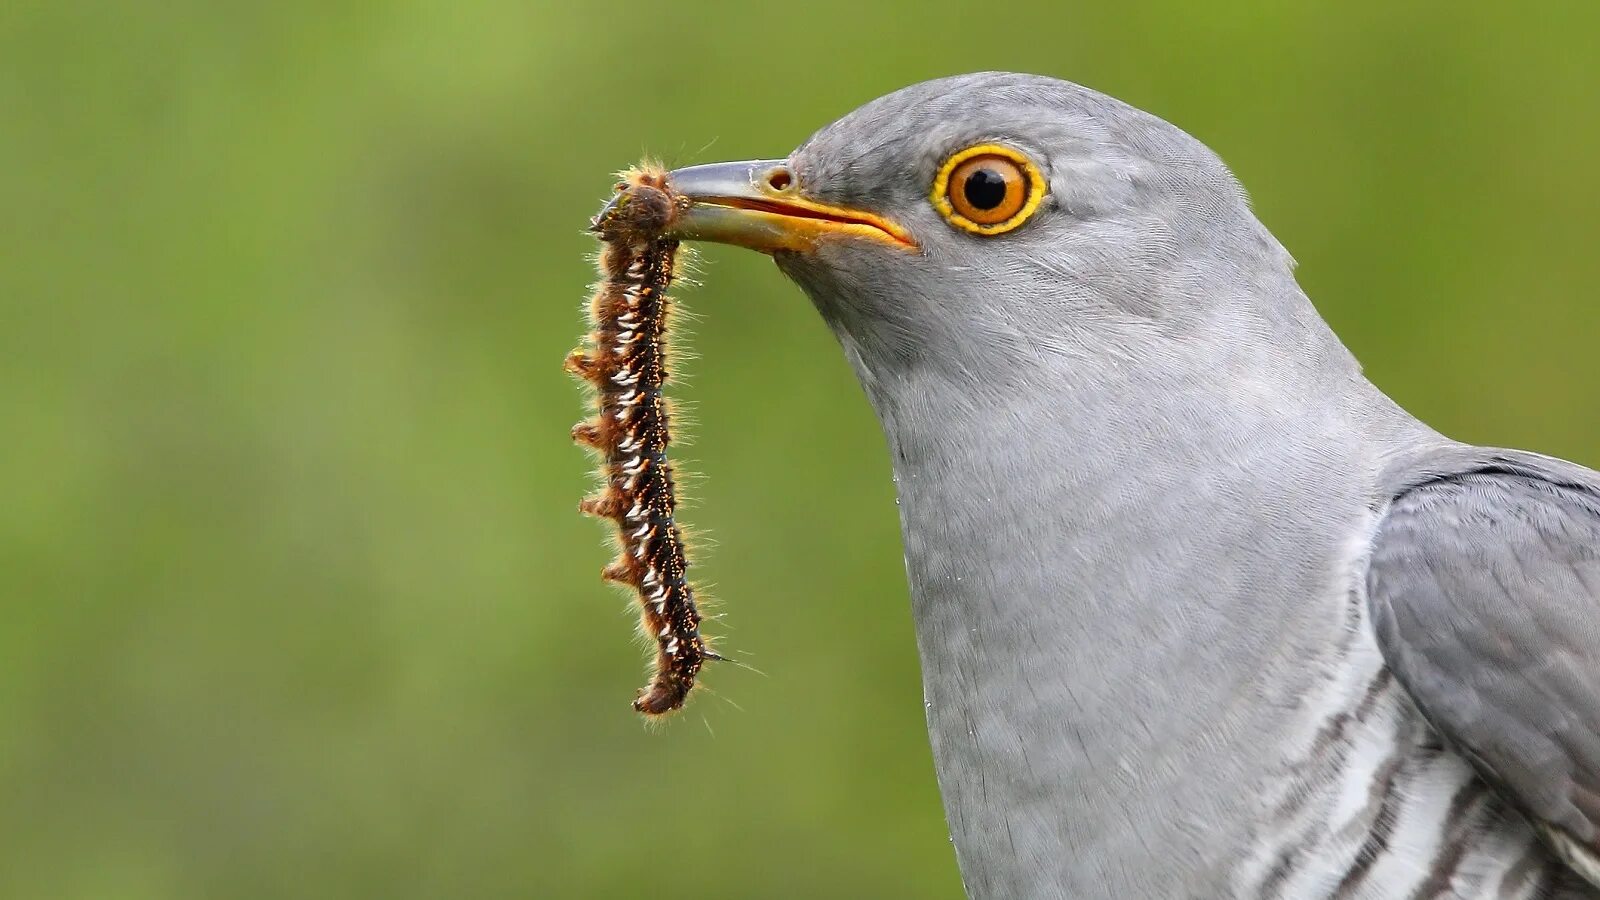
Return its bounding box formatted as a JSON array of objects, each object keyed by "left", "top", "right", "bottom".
[{"left": 4, "top": 1, "right": 1599, "bottom": 897}]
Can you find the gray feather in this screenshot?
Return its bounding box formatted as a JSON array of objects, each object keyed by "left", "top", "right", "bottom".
[{"left": 1369, "top": 453, "right": 1600, "bottom": 879}]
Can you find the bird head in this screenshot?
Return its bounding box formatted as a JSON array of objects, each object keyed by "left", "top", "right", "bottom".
[{"left": 663, "top": 71, "right": 1326, "bottom": 400}]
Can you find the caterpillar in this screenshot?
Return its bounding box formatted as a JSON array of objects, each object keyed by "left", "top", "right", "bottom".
[{"left": 567, "top": 166, "right": 716, "bottom": 717}]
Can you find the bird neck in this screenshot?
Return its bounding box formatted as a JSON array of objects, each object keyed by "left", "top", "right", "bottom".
[{"left": 831, "top": 291, "right": 1428, "bottom": 891}]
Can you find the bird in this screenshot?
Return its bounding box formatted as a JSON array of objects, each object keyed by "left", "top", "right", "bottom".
[{"left": 647, "top": 72, "right": 1600, "bottom": 898}]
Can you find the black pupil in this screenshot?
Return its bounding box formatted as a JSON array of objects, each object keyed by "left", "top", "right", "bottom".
[{"left": 962, "top": 168, "right": 1009, "bottom": 210}]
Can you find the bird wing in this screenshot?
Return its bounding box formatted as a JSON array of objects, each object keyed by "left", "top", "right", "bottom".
[{"left": 1366, "top": 454, "right": 1600, "bottom": 885}]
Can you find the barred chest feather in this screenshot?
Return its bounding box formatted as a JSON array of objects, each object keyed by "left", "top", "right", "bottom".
[{"left": 1234, "top": 588, "right": 1596, "bottom": 899}]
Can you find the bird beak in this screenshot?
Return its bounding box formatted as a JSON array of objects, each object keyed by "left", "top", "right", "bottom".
[{"left": 658, "top": 160, "right": 916, "bottom": 253}]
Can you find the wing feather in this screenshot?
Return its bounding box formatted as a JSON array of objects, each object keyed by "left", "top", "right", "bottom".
[{"left": 1367, "top": 463, "right": 1600, "bottom": 884}]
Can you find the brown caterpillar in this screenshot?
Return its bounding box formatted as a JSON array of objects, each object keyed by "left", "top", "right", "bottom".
[{"left": 567, "top": 166, "right": 716, "bottom": 716}]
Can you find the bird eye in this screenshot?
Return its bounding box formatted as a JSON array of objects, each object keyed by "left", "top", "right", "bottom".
[{"left": 932, "top": 145, "right": 1045, "bottom": 235}]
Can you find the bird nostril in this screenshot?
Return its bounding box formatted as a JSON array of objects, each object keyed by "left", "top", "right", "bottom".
[{"left": 765, "top": 167, "right": 793, "bottom": 192}]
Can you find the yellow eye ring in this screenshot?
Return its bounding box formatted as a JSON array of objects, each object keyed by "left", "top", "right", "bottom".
[{"left": 931, "top": 144, "right": 1045, "bottom": 235}]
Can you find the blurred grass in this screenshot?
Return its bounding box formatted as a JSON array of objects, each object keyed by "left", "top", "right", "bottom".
[{"left": 2, "top": 1, "right": 1598, "bottom": 897}]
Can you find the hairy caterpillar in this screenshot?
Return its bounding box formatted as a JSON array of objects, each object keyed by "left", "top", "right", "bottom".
[{"left": 567, "top": 166, "right": 716, "bottom": 716}]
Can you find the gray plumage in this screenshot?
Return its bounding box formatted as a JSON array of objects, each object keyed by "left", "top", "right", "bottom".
[
  {"left": 1369, "top": 451, "right": 1600, "bottom": 885},
  {"left": 664, "top": 72, "right": 1600, "bottom": 898}
]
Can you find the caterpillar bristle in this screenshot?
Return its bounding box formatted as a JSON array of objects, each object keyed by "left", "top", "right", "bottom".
[
  {"left": 601, "top": 559, "right": 637, "bottom": 585},
  {"left": 570, "top": 422, "right": 603, "bottom": 449},
  {"left": 578, "top": 493, "right": 622, "bottom": 519},
  {"left": 564, "top": 349, "right": 596, "bottom": 378}
]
